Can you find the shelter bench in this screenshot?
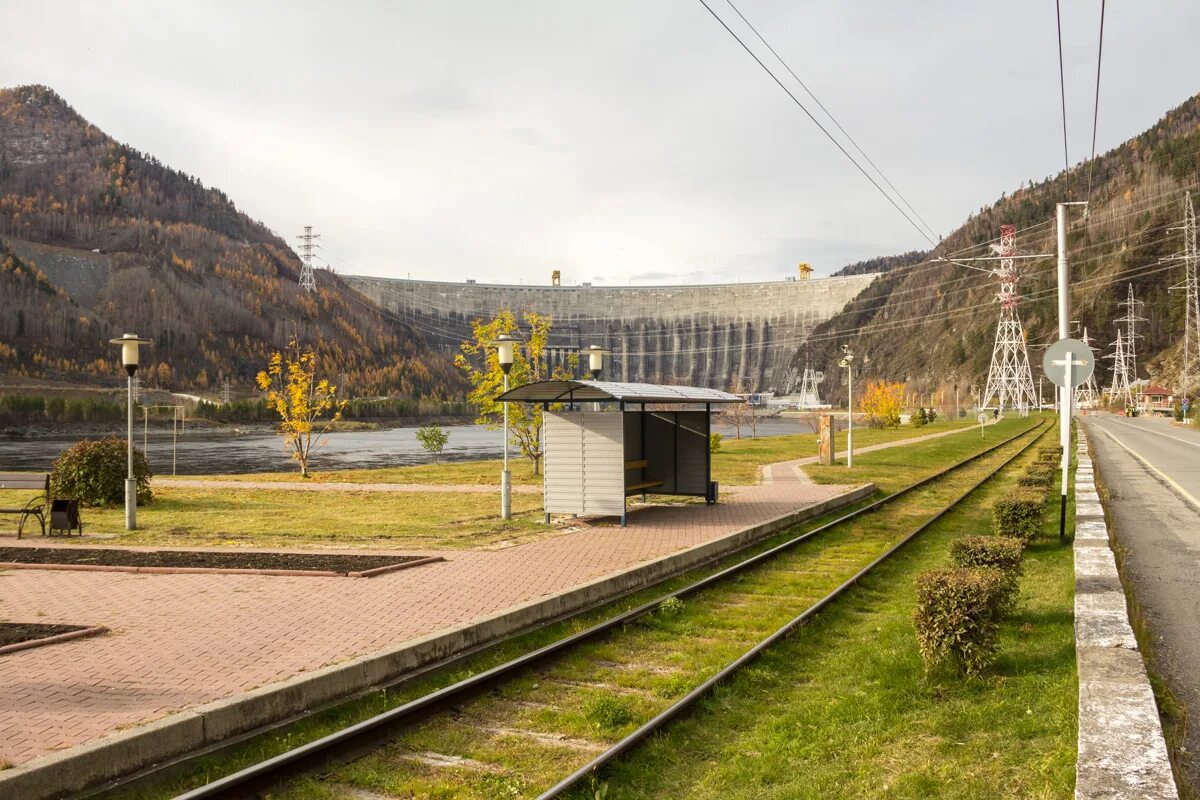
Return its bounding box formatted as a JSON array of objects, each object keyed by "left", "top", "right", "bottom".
[
  {"left": 0, "top": 472, "right": 49, "bottom": 538},
  {"left": 624, "top": 459, "right": 664, "bottom": 496}
]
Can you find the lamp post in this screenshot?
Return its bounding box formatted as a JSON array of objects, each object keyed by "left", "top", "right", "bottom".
[
  {"left": 581, "top": 344, "right": 609, "bottom": 380},
  {"left": 838, "top": 346, "right": 855, "bottom": 468},
  {"left": 496, "top": 333, "right": 516, "bottom": 521},
  {"left": 109, "top": 334, "right": 151, "bottom": 530}
]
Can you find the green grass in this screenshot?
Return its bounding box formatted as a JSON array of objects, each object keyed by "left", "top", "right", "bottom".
[
  {"left": 578, "top": 428, "right": 1075, "bottom": 799},
  {"left": 96, "top": 419, "right": 1041, "bottom": 800},
  {"left": 1, "top": 417, "right": 981, "bottom": 550},
  {"left": 164, "top": 418, "right": 974, "bottom": 487},
  {"left": 97, "top": 417, "right": 1061, "bottom": 799}
]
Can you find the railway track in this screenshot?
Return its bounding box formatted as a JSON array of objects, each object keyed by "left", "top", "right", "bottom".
[{"left": 115, "top": 418, "right": 1048, "bottom": 800}]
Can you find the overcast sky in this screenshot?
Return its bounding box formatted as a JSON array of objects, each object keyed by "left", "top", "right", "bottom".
[{"left": 2, "top": 1, "right": 1198, "bottom": 285}]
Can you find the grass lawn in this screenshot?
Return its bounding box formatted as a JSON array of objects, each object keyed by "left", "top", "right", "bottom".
[
  {"left": 164, "top": 418, "right": 975, "bottom": 487},
  {"left": 0, "top": 417, "right": 981, "bottom": 551},
  {"left": 578, "top": 428, "right": 1076, "bottom": 799},
  {"left": 99, "top": 416, "right": 1065, "bottom": 799}
]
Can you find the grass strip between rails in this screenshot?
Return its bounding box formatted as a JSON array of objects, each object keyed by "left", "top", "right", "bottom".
[{"left": 96, "top": 416, "right": 1047, "bottom": 800}]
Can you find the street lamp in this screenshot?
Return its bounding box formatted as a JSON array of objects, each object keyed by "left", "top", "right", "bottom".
[
  {"left": 838, "top": 346, "right": 855, "bottom": 468},
  {"left": 109, "top": 334, "right": 151, "bottom": 530},
  {"left": 580, "top": 345, "right": 610, "bottom": 380},
  {"left": 496, "top": 333, "right": 516, "bottom": 521}
]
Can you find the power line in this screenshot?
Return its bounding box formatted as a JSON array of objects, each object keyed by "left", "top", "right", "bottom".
[
  {"left": 720, "top": 0, "right": 938, "bottom": 242},
  {"left": 1085, "top": 0, "right": 1107, "bottom": 205},
  {"left": 1055, "top": 0, "right": 1072, "bottom": 198},
  {"left": 696, "top": 0, "right": 938, "bottom": 247}
]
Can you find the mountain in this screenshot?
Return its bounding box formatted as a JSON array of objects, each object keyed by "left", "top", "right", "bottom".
[
  {"left": 833, "top": 250, "right": 929, "bottom": 277},
  {"left": 804, "top": 92, "right": 1200, "bottom": 405},
  {"left": 0, "top": 85, "right": 461, "bottom": 399}
]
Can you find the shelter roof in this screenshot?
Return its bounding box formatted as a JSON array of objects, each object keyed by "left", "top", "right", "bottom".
[{"left": 496, "top": 380, "right": 742, "bottom": 404}]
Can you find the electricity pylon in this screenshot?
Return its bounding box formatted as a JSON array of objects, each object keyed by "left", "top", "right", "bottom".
[
  {"left": 1167, "top": 191, "right": 1199, "bottom": 401},
  {"left": 296, "top": 226, "right": 320, "bottom": 293},
  {"left": 1115, "top": 283, "right": 1146, "bottom": 385},
  {"left": 795, "top": 309, "right": 824, "bottom": 407},
  {"left": 1074, "top": 326, "right": 1100, "bottom": 408},
  {"left": 1106, "top": 329, "right": 1133, "bottom": 409},
  {"left": 980, "top": 225, "right": 1038, "bottom": 412}
]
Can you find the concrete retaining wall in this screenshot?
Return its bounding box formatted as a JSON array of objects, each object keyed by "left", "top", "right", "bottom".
[
  {"left": 342, "top": 273, "right": 877, "bottom": 393},
  {"left": 1074, "top": 431, "right": 1178, "bottom": 799}
]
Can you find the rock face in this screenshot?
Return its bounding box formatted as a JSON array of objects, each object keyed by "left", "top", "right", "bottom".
[{"left": 344, "top": 274, "right": 877, "bottom": 392}]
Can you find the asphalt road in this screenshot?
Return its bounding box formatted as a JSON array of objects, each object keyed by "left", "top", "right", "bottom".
[{"left": 1084, "top": 413, "right": 1200, "bottom": 794}]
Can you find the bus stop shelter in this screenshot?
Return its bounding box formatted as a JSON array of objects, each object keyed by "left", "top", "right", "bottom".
[{"left": 496, "top": 380, "right": 742, "bottom": 526}]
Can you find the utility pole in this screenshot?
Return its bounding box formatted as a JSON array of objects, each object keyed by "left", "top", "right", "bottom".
[
  {"left": 220, "top": 378, "right": 231, "bottom": 405},
  {"left": 940, "top": 225, "right": 1045, "bottom": 413},
  {"left": 1074, "top": 327, "right": 1100, "bottom": 409},
  {"left": 1115, "top": 283, "right": 1146, "bottom": 390},
  {"left": 838, "top": 346, "right": 855, "bottom": 468},
  {"left": 296, "top": 226, "right": 320, "bottom": 293},
  {"left": 1167, "top": 191, "right": 1198, "bottom": 411},
  {"left": 1106, "top": 330, "right": 1133, "bottom": 409}
]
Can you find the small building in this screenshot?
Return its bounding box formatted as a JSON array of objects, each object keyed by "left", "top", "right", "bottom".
[
  {"left": 496, "top": 380, "right": 742, "bottom": 526},
  {"left": 1139, "top": 384, "right": 1173, "bottom": 415}
]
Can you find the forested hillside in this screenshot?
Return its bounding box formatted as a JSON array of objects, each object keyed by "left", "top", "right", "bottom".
[
  {"left": 805, "top": 91, "right": 1200, "bottom": 405},
  {"left": 0, "top": 85, "right": 462, "bottom": 399}
]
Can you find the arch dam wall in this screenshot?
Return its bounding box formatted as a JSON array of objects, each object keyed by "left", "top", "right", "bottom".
[{"left": 343, "top": 274, "right": 877, "bottom": 393}]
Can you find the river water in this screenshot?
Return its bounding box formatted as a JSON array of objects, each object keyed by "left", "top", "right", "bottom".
[{"left": 0, "top": 417, "right": 827, "bottom": 475}]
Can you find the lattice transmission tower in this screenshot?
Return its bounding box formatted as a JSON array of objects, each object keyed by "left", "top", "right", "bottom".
[
  {"left": 981, "top": 225, "right": 1038, "bottom": 412},
  {"left": 296, "top": 225, "right": 321, "bottom": 292},
  {"left": 1106, "top": 329, "right": 1133, "bottom": 408},
  {"left": 1074, "top": 327, "right": 1100, "bottom": 408},
  {"left": 1167, "top": 191, "right": 1199, "bottom": 400},
  {"left": 795, "top": 309, "right": 825, "bottom": 408},
  {"left": 1115, "top": 283, "right": 1146, "bottom": 388}
]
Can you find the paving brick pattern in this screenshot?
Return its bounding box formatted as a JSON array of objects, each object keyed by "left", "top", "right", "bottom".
[{"left": 0, "top": 474, "right": 848, "bottom": 766}]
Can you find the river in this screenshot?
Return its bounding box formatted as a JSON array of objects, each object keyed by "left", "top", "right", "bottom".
[{"left": 0, "top": 417, "right": 830, "bottom": 475}]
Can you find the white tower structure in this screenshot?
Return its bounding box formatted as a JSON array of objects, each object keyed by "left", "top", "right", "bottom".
[
  {"left": 1168, "top": 191, "right": 1199, "bottom": 400},
  {"left": 1074, "top": 327, "right": 1100, "bottom": 409},
  {"left": 296, "top": 226, "right": 320, "bottom": 293},
  {"left": 1115, "top": 283, "right": 1146, "bottom": 386},
  {"left": 981, "top": 224, "right": 1038, "bottom": 412},
  {"left": 795, "top": 310, "right": 825, "bottom": 408},
  {"left": 1106, "top": 329, "right": 1133, "bottom": 409}
]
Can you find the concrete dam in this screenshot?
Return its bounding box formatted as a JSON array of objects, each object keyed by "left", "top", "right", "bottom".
[{"left": 343, "top": 273, "right": 877, "bottom": 393}]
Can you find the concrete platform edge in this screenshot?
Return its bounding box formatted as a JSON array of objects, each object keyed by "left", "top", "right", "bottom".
[
  {"left": 1074, "top": 429, "right": 1178, "bottom": 800},
  {"left": 0, "top": 482, "right": 874, "bottom": 800}
]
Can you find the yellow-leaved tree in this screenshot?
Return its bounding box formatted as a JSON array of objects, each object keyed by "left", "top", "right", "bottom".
[
  {"left": 257, "top": 339, "right": 347, "bottom": 476},
  {"left": 860, "top": 379, "right": 906, "bottom": 428},
  {"left": 455, "top": 309, "right": 575, "bottom": 475}
]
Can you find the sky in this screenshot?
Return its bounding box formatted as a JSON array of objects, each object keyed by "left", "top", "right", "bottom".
[{"left": 2, "top": 1, "right": 1198, "bottom": 285}]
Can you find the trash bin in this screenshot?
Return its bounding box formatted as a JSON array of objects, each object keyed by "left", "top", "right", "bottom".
[{"left": 50, "top": 498, "right": 82, "bottom": 536}]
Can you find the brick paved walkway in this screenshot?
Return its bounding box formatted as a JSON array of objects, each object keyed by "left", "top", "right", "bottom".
[{"left": 0, "top": 475, "right": 852, "bottom": 767}]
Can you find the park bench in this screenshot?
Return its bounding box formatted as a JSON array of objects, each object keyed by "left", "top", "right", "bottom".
[
  {"left": 624, "top": 459, "right": 664, "bottom": 497},
  {"left": 0, "top": 472, "right": 49, "bottom": 539}
]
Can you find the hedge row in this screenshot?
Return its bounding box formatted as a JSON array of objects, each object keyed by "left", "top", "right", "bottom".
[{"left": 913, "top": 448, "right": 1053, "bottom": 676}]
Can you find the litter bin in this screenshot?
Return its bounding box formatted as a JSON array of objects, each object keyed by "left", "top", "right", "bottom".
[{"left": 50, "top": 498, "right": 82, "bottom": 536}]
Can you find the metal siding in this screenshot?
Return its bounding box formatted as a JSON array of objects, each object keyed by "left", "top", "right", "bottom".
[{"left": 543, "top": 411, "right": 625, "bottom": 516}]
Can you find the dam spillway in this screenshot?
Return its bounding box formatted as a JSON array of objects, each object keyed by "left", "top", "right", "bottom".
[{"left": 343, "top": 273, "right": 877, "bottom": 393}]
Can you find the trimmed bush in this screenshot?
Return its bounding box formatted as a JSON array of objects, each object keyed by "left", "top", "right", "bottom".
[
  {"left": 950, "top": 535, "right": 1024, "bottom": 611},
  {"left": 992, "top": 492, "right": 1045, "bottom": 540},
  {"left": 1017, "top": 473, "right": 1053, "bottom": 488},
  {"left": 914, "top": 567, "right": 1008, "bottom": 676},
  {"left": 50, "top": 438, "right": 152, "bottom": 507}
]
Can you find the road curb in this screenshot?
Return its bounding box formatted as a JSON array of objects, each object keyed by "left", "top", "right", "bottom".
[
  {"left": 0, "top": 483, "right": 873, "bottom": 800},
  {"left": 1074, "top": 430, "right": 1178, "bottom": 799}
]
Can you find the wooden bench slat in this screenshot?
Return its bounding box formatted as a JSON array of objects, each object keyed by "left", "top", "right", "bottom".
[
  {"left": 626, "top": 480, "right": 664, "bottom": 492},
  {"left": 624, "top": 459, "right": 649, "bottom": 470}
]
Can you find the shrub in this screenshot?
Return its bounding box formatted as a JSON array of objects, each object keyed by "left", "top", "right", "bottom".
[
  {"left": 949, "top": 535, "right": 1025, "bottom": 612},
  {"left": 50, "top": 438, "right": 152, "bottom": 507},
  {"left": 709, "top": 432, "right": 723, "bottom": 453},
  {"left": 415, "top": 424, "right": 450, "bottom": 462},
  {"left": 1017, "top": 473, "right": 1053, "bottom": 488},
  {"left": 912, "top": 407, "right": 928, "bottom": 427},
  {"left": 992, "top": 492, "right": 1045, "bottom": 540},
  {"left": 913, "top": 567, "right": 1008, "bottom": 676},
  {"left": 926, "top": 408, "right": 938, "bottom": 423}
]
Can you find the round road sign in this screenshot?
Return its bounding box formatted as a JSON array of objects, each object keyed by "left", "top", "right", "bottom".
[{"left": 1042, "top": 338, "right": 1096, "bottom": 389}]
